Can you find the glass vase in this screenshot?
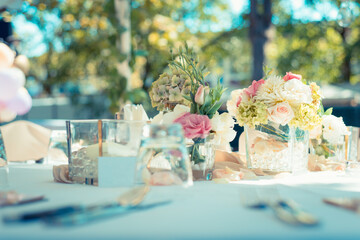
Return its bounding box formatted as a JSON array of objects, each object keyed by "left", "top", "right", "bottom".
[
  {"left": 245, "top": 121, "right": 309, "bottom": 174},
  {"left": 66, "top": 120, "right": 144, "bottom": 185},
  {"left": 310, "top": 136, "right": 346, "bottom": 165},
  {"left": 187, "top": 134, "right": 215, "bottom": 181}
]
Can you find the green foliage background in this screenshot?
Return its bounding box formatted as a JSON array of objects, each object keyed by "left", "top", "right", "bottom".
[{"left": 4, "top": 0, "right": 360, "bottom": 116}]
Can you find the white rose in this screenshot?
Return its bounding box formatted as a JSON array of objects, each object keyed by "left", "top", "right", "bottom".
[
  {"left": 322, "top": 115, "right": 350, "bottom": 144},
  {"left": 267, "top": 102, "right": 294, "bottom": 125},
  {"left": 211, "top": 112, "right": 236, "bottom": 151},
  {"left": 226, "top": 89, "right": 243, "bottom": 117},
  {"left": 282, "top": 79, "right": 312, "bottom": 107},
  {"left": 151, "top": 104, "right": 190, "bottom": 124}
]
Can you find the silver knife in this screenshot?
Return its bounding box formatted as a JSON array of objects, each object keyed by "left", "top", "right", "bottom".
[{"left": 45, "top": 200, "right": 172, "bottom": 226}]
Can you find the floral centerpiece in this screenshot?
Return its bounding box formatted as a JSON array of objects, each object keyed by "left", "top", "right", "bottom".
[
  {"left": 150, "top": 44, "right": 236, "bottom": 180},
  {"left": 308, "top": 109, "right": 350, "bottom": 171},
  {"left": 227, "top": 69, "right": 322, "bottom": 173}
]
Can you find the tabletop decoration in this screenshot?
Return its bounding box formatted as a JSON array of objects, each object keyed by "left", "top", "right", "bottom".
[
  {"left": 67, "top": 119, "right": 145, "bottom": 185},
  {"left": 227, "top": 70, "right": 322, "bottom": 173},
  {"left": 308, "top": 110, "right": 350, "bottom": 171},
  {"left": 150, "top": 44, "right": 236, "bottom": 180}
]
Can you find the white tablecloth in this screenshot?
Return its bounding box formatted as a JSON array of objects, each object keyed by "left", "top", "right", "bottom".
[{"left": 1, "top": 164, "right": 360, "bottom": 240}]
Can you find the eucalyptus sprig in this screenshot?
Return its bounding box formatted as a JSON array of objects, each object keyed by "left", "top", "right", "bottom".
[
  {"left": 169, "top": 43, "right": 226, "bottom": 119},
  {"left": 169, "top": 43, "right": 206, "bottom": 91}
]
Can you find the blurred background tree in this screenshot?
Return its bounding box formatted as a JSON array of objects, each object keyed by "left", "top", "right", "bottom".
[{"left": 1, "top": 0, "right": 360, "bottom": 119}]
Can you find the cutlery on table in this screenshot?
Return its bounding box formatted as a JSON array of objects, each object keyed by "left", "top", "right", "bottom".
[
  {"left": 3, "top": 185, "right": 153, "bottom": 224},
  {"left": 46, "top": 200, "right": 172, "bottom": 226},
  {"left": 0, "top": 191, "right": 46, "bottom": 208},
  {"left": 323, "top": 198, "right": 360, "bottom": 214},
  {"left": 241, "top": 186, "right": 319, "bottom": 226}
]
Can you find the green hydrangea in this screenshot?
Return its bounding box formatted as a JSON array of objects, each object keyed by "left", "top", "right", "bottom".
[
  {"left": 290, "top": 103, "right": 321, "bottom": 130},
  {"left": 235, "top": 100, "right": 268, "bottom": 128},
  {"left": 149, "top": 67, "right": 191, "bottom": 111}
]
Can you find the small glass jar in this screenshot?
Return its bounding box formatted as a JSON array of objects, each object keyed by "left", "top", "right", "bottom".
[
  {"left": 135, "top": 123, "right": 193, "bottom": 187},
  {"left": 187, "top": 134, "right": 215, "bottom": 181}
]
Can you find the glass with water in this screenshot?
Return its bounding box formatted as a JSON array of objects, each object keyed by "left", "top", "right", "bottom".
[
  {"left": 135, "top": 123, "right": 193, "bottom": 187},
  {"left": 0, "top": 129, "right": 9, "bottom": 189}
]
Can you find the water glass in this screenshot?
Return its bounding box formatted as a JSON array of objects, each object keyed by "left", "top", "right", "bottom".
[
  {"left": 44, "top": 130, "right": 68, "bottom": 164},
  {"left": 135, "top": 123, "right": 193, "bottom": 187},
  {"left": 0, "top": 129, "right": 9, "bottom": 189},
  {"left": 346, "top": 126, "right": 360, "bottom": 172},
  {"left": 66, "top": 120, "right": 144, "bottom": 185}
]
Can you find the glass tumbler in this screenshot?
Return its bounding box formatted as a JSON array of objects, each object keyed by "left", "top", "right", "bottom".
[
  {"left": 0, "top": 129, "right": 9, "bottom": 189},
  {"left": 135, "top": 123, "right": 193, "bottom": 187},
  {"left": 346, "top": 126, "right": 360, "bottom": 172},
  {"left": 66, "top": 120, "right": 144, "bottom": 185}
]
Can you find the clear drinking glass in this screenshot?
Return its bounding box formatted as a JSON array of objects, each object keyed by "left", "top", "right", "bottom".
[
  {"left": 346, "top": 126, "right": 360, "bottom": 172},
  {"left": 135, "top": 123, "right": 193, "bottom": 187},
  {"left": 0, "top": 129, "right": 9, "bottom": 189},
  {"left": 44, "top": 130, "right": 68, "bottom": 164},
  {"left": 66, "top": 120, "right": 144, "bottom": 185}
]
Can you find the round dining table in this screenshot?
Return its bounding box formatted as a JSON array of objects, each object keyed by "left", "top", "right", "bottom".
[{"left": 1, "top": 163, "right": 360, "bottom": 240}]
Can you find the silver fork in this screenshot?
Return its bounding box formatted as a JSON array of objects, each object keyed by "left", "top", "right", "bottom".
[{"left": 241, "top": 186, "right": 319, "bottom": 226}]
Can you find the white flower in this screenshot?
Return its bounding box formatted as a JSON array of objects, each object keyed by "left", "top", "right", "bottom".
[
  {"left": 151, "top": 104, "right": 190, "bottom": 124},
  {"left": 322, "top": 115, "right": 350, "bottom": 144},
  {"left": 123, "top": 104, "right": 149, "bottom": 121},
  {"left": 226, "top": 89, "right": 243, "bottom": 117},
  {"left": 211, "top": 112, "right": 236, "bottom": 151},
  {"left": 255, "top": 75, "right": 285, "bottom": 106},
  {"left": 281, "top": 79, "right": 312, "bottom": 107},
  {"left": 309, "top": 124, "right": 322, "bottom": 139},
  {"left": 267, "top": 102, "right": 294, "bottom": 125}
]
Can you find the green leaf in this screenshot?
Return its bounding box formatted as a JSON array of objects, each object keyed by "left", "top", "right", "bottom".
[
  {"left": 324, "top": 107, "right": 333, "bottom": 115},
  {"left": 318, "top": 103, "right": 325, "bottom": 115},
  {"left": 183, "top": 95, "right": 192, "bottom": 101},
  {"left": 201, "top": 94, "right": 212, "bottom": 111},
  {"left": 190, "top": 103, "right": 197, "bottom": 114},
  {"left": 205, "top": 101, "right": 223, "bottom": 118}
]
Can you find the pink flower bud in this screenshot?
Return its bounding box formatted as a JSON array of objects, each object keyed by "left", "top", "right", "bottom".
[{"left": 195, "top": 85, "right": 205, "bottom": 105}]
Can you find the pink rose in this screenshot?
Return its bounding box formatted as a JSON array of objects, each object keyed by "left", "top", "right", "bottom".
[
  {"left": 244, "top": 79, "right": 265, "bottom": 98},
  {"left": 283, "top": 72, "right": 302, "bottom": 81},
  {"left": 174, "top": 112, "right": 211, "bottom": 139},
  {"left": 268, "top": 102, "right": 294, "bottom": 125}
]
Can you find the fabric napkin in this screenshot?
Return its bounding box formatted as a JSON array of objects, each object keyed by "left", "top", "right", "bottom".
[
  {"left": 123, "top": 104, "right": 149, "bottom": 121},
  {"left": 0, "top": 120, "right": 52, "bottom": 162},
  {"left": 53, "top": 164, "right": 72, "bottom": 183}
]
